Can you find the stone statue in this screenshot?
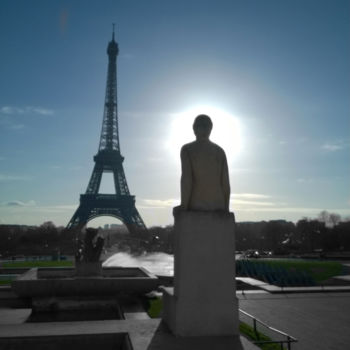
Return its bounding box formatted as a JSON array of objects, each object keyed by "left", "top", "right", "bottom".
[
  {"left": 162, "top": 115, "right": 238, "bottom": 337},
  {"left": 180, "top": 114, "right": 230, "bottom": 212},
  {"left": 75, "top": 228, "right": 104, "bottom": 263}
]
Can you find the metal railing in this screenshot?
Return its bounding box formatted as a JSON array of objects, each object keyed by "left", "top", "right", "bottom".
[{"left": 239, "top": 309, "right": 298, "bottom": 350}]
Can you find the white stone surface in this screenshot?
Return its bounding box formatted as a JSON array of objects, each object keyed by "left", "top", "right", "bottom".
[{"left": 163, "top": 210, "right": 239, "bottom": 337}]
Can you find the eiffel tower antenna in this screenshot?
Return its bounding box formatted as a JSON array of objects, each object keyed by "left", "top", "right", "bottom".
[{"left": 67, "top": 29, "right": 146, "bottom": 234}]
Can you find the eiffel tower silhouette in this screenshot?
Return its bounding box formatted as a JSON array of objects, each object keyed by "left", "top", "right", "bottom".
[{"left": 67, "top": 26, "right": 146, "bottom": 234}]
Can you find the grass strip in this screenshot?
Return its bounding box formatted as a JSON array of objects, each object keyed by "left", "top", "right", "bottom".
[
  {"left": 146, "top": 297, "right": 287, "bottom": 350},
  {"left": 2, "top": 260, "right": 74, "bottom": 268},
  {"left": 262, "top": 260, "right": 342, "bottom": 283},
  {"left": 240, "top": 322, "right": 286, "bottom": 350},
  {"left": 147, "top": 297, "right": 163, "bottom": 318},
  {"left": 0, "top": 279, "right": 12, "bottom": 285}
]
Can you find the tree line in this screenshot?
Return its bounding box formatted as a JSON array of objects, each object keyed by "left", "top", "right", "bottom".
[
  {"left": 235, "top": 212, "right": 350, "bottom": 254},
  {"left": 0, "top": 211, "right": 349, "bottom": 258}
]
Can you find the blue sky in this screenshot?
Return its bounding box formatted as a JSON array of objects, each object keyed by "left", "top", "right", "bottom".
[{"left": 0, "top": 0, "right": 349, "bottom": 227}]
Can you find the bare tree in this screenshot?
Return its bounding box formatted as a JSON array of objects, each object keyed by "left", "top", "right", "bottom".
[
  {"left": 329, "top": 213, "right": 341, "bottom": 227},
  {"left": 318, "top": 210, "right": 330, "bottom": 224}
]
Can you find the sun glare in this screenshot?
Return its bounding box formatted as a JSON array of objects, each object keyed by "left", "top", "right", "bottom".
[{"left": 167, "top": 105, "right": 243, "bottom": 163}]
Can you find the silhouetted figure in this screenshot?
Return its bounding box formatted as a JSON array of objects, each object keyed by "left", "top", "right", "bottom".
[
  {"left": 180, "top": 114, "right": 230, "bottom": 211},
  {"left": 75, "top": 228, "right": 104, "bottom": 262},
  {"left": 74, "top": 239, "right": 84, "bottom": 262}
]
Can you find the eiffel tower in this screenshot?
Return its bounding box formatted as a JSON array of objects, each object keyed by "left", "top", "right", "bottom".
[{"left": 67, "top": 27, "right": 146, "bottom": 235}]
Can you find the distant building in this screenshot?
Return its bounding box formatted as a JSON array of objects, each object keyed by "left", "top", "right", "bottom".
[{"left": 110, "top": 224, "right": 122, "bottom": 229}]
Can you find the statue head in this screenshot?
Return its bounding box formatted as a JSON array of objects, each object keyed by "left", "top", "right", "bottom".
[{"left": 193, "top": 114, "right": 213, "bottom": 140}]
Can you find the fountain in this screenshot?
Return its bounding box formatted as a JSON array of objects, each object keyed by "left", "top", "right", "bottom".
[{"left": 12, "top": 228, "right": 159, "bottom": 315}]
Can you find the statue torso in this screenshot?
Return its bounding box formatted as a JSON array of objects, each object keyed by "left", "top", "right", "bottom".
[{"left": 182, "top": 140, "right": 227, "bottom": 211}]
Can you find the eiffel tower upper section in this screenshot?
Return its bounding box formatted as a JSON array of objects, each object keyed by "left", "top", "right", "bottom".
[
  {"left": 99, "top": 28, "right": 120, "bottom": 153},
  {"left": 67, "top": 27, "right": 146, "bottom": 233}
]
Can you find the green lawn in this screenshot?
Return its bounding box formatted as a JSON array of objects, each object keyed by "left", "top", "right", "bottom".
[
  {"left": 0, "top": 279, "right": 13, "bottom": 285},
  {"left": 147, "top": 297, "right": 163, "bottom": 318},
  {"left": 0, "top": 260, "right": 74, "bottom": 285},
  {"left": 1, "top": 260, "right": 74, "bottom": 268},
  {"left": 263, "top": 259, "right": 343, "bottom": 283},
  {"left": 240, "top": 322, "right": 287, "bottom": 350},
  {"left": 146, "top": 297, "right": 287, "bottom": 350}
]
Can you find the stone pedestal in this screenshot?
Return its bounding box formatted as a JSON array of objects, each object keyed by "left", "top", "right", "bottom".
[
  {"left": 75, "top": 261, "right": 102, "bottom": 277},
  {"left": 162, "top": 209, "right": 239, "bottom": 337}
]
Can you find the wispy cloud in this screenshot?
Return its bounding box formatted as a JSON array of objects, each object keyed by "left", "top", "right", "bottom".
[
  {"left": 3, "top": 200, "right": 36, "bottom": 207},
  {"left": 30, "top": 107, "right": 54, "bottom": 116},
  {"left": 321, "top": 140, "right": 349, "bottom": 152},
  {"left": 140, "top": 198, "right": 180, "bottom": 208},
  {"left": 1, "top": 105, "right": 54, "bottom": 116},
  {"left": 235, "top": 206, "right": 350, "bottom": 216},
  {"left": 9, "top": 123, "right": 25, "bottom": 130},
  {"left": 230, "top": 193, "right": 288, "bottom": 209},
  {"left": 141, "top": 195, "right": 275, "bottom": 209},
  {"left": 0, "top": 174, "right": 30, "bottom": 181},
  {"left": 232, "top": 199, "right": 276, "bottom": 207},
  {"left": 0, "top": 202, "right": 76, "bottom": 211},
  {"left": 0, "top": 115, "right": 25, "bottom": 130},
  {"left": 232, "top": 193, "right": 271, "bottom": 200},
  {"left": 1, "top": 106, "right": 23, "bottom": 114},
  {"left": 322, "top": 143, "right": 343, "bottom": 151}
]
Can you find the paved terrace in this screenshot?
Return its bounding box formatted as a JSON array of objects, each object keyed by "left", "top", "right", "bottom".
[{"left": 238, "top": 291, "right": 350, "bottom": 350}]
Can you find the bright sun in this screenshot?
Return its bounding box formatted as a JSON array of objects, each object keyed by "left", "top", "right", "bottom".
[{"left": 167, "top": 105, "right": 243, "bottom": 163}]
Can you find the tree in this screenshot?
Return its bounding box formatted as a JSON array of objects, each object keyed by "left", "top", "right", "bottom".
[
  {"left": 318, "top": 210, "right": 341, "bottom": 228},
  {"left": 318, "top": 210, "right": 329, "bottom": 223},
  {"left": 329, "top": 213, "right": 341, "bottom": 227},
  {"left": 296, "top": 218, "right": 325, "bottom": 252}
]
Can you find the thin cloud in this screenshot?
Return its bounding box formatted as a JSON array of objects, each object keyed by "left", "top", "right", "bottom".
[
  {"left": 230, "top": 193, "right": 288, "bottom": 209},
  {"left": 0, "top": 174, "right": 30, "bottom": 181},
  {"left": 142, "top": 196, "right": 275, "bottom": 209},
  {"left": 30, "top": 107, "right": 54, "bottom": 116},
  {"left": 141, "top": 198, "right": 179, "bottom": 208},
  {"left": 1, "top": 106, "right": 23, "bottom": 114},
  {"left": 0, "top": 115, "right": 25, "bottom": 130},
  {"left": 236, "top": 207, "right": 350, "bottom": 216},
  {"left": 232, "top": 199, "right": 276, "bottom": 207},
  {"left": 321, "top": 140, "right": 349, "bottom": 152},
  {"left": 1, "top": 105, "right": 54, "bottom": 116},
  {"left": 322, "top": 143, "right": 343, "bottom": 151},
  {"left": 0, "top": 203, "right": 76, "bottom": 211},
  {"left": 9, "top": 123, "right": 25, "bottom": 130},
  {"left": 3, "top": 200, "right": 36, "bottom": 207},
  {"left": 232, "top": 193, "right": 271, "bottom": 199}
]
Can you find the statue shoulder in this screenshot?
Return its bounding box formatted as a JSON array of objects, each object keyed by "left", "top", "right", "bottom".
[
  {"left": 181, "top": 141, "right": 196, "bottom": 154},
  {"left": 210, "top": 141, "right": 226, "bottom": 155}
]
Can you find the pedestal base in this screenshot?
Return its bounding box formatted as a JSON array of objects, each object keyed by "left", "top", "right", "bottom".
[
  {"left": 75, "top": 261, "right": 102, "bottom": 277},
  {"left": 162, "top": 210, "right": 239, "bottom": 337}
]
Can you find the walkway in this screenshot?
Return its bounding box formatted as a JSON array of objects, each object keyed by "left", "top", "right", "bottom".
[{"left": 238, "top": 292, "right": 350, "bottom": 350}]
